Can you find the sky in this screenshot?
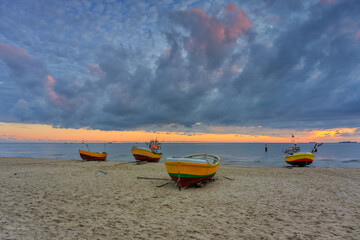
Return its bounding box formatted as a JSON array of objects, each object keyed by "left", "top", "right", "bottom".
[{"left": 1, "top": 0, "right": 360, "bottom": 143}]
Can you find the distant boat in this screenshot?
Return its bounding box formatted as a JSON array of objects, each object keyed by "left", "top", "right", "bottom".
[
  {"left": 164, "top": 154, "right": 220, "bottom": 190},
  {"left": 339, "top": 141, "right": 357, "bottom": 143},
  {"left": 131, "top": 139, "right": 162, "bottom": 162},
  {"left": 79, "top": 149, "right": 108, "bottom": 161}
]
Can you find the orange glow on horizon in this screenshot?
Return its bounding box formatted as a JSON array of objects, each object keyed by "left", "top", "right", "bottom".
[{"left": 0, "top": 122, "right": 359, "bottom": 143}]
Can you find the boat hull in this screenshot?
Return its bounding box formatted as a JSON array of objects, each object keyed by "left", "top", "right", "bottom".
[
  {"left": 164, "top": 159, "right": 220, "bottom": 189},
  {"left": 79, "top": 149, "right": 107, "bottom": 161},
  {"left": 284, "top": 152, "right": 314, "bottom": 166},
  {"left": 131, "top": 148, "right": 162, "bottom": 162}
]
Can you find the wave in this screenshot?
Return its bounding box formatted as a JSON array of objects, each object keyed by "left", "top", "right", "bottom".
[{"left": 342, "top": 159, "right": 360, "bottom": 163}]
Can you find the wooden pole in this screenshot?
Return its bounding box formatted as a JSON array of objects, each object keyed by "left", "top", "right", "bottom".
[{"left": 137, "top": 177, "right": 170, "bottom": 180}]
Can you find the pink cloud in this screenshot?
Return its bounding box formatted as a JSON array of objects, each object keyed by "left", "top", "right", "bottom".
[
  {"left": 192, "top": 2, "right": 251, "bottom": 41},
  {"left": 356, "top": 30, "right": 360, "bottom": 40},
  {"left": 45, "top": 75, "right": 67, "bottom": 107},
  {"left": 190, "top": 7, "right": 208, "bottom": 19},
  {"left": 0, "top": 42, "right": 28, "bottom": 58},
  {"left": 186, "top": 7, "right": 225, "bottom": 44},
  {"left": 74, "top": 81, "right": 84, "bottom": 87},
  {"left": 225, "top": 2, "right": 237, "bottom": 13},
  {"left": 231, "top": 65, "right": 238, "bottom": 73},
  {"left": 0, "top": 42, "right": 34, "bottom": 67},
  {"left": 45, "top": 75, "right": 55, "bottom": 90},
  {"left": 318, "top": 0, "right": 334, "bottom": 4},
  {"left": 87, "top": 64, "right": 105, "bottom": 76},
  {"left": 224, "top": 2, "right": 252, "bottom": 39},
  {"left": 183, "top": 2, "right": 251, "bottom": 56}
]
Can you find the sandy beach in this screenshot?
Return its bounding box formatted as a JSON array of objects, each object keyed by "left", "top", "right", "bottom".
[{"left": 0, "top": 157, "right": 359, "bottom": 239}]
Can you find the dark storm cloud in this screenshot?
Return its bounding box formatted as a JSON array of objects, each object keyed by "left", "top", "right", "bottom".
[
  {"left": 226, "top": 0, "right": 360, "bottom": 129},
  {"left": 0, "top": 1, "right": 360, "bottom": 131},
  {"left": 0, "top": 43, "right": 49, "bottom": 122}
]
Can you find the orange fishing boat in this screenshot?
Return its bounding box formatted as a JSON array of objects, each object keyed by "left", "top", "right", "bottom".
[
  {"left": 79, "top": 149, "right": 108, "bottom": 161},
  {"left": 131, "top": 139, "right": 162, "bottom": 162}
]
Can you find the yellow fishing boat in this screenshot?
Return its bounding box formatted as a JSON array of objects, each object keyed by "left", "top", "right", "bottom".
[
  {"left": 283, "top": 135, "right": 318, "bottom": 167},
  {"left": 284, "top": 151, "right": 314, "bottom": 166},
  {"left": 164, "top": 154, "right": 220, "bottom": 190},
  {"left": 79, "top": 149, "right": 108, "bottom": 161},
  {"left": 131, "top": 139, "right": 162, "bottom": 162}
]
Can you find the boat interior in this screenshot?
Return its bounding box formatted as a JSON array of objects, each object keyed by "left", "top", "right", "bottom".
[{"left": 167, "top": 154, "right": 220, "bottom": 164}]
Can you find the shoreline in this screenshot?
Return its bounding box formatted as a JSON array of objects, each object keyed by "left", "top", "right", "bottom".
[{"left": 1, "top": 157, "right": 359, "bottom": 239}]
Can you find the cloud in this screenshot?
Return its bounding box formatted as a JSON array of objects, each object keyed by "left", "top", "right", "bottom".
[
  {"left": 169, "top": 2, "right": 252, "bottom": 69},
  {"left": 0, "top": 42, "right": 47, "bottom": 95},
  {"left": 0, "top": 42, "right": 74, "bottom": 124},
  {"left": 318, "top": 0, "right": 334, "bottom": 4},
  {"left": 87, "top": 64, "right": 105, "bottom": 77},
  {"left": 45, "top": 75, "right": 68, "bottom": 107},
  {"left": 0, "top": 42, "right": 29, "bottom": 60}
]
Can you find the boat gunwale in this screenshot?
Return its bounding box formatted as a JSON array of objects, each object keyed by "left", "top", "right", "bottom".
[
  {"left": 284, "top": 152, "right": 314, "bottom": 157},
  {"left": 132, "top": 146, "right": 162, "bottom": 154},
  {"left": 165, "top": 154, "right": 220, "bottom": 165}
]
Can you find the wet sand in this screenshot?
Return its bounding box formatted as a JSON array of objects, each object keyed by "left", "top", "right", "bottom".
[{"left": 1, "top": 157, "right": 359, "bottom": 239}]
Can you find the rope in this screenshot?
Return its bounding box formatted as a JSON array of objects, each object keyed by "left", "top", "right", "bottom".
[{"left": 177, "top": 171, "right": 181, "bottom": 191}]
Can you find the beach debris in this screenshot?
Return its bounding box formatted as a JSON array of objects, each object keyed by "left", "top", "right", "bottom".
[
  {"left": 223, "top": 176, "right": 235, "bottom": 180},
  {"left": 137, "top": 176, "right": 169, "bottom": 180},
  {"left": 95, "top": 171, "right": 107, "bottom": 175},
  {"left": 14, "top": 172, "right": 32, "bottom": 175},
  {"left": 156, "top": 182, "right": 171, "bottom": 188}
]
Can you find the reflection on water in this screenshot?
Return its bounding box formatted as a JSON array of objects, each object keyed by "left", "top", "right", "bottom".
[{"left": 0, "top": 142, "right": 359, "bottom": 168}]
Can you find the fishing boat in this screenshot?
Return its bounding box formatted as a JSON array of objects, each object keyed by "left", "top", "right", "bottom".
[
  {"left": 283, "top": 139, "right": 324, "bottom": 167},
  {"left": 283, "top": 145, "right": 314, "bottom": 167},
  {"left": 164, "top": 154, "right": 221, "bottom": 190},
  {"left": 283, "top": 135, "right": 317, "bottom": 167},
  {"left": 131, "top": 139, "right": 162, "bottom": 162},
  {"left": 79, "top": 149, "right": 108, "bottom": 161}
]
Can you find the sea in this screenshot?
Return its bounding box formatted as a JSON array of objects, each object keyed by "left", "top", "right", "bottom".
[{"left": 0, "top": 142, "right": 359, "bottom": 168}]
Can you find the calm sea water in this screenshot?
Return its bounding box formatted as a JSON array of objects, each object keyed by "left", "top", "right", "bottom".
[{"left": 0, "top": 142, "right": 359, "bottom": 168}]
